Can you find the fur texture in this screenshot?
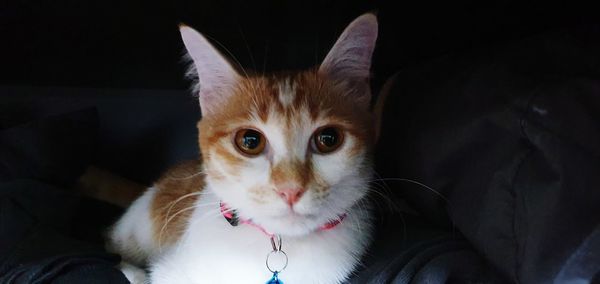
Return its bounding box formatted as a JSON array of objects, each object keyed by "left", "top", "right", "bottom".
[{"left": 108, "top": 13, "right": 380, "bottom": 284}]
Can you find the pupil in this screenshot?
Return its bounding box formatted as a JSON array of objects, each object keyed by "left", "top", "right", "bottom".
[
  {"left": 243, "top": 131, "right": 260, "bottom": 149},
  {"left": 319, "top": 128, "right": 337, "bottom": 147}
]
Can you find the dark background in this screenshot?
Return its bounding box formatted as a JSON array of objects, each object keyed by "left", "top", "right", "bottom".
[
  {"left": 2, "top": 1, "right": 600, "bottom": 283},
  {"left": 2, "top": 1, "right": 597, "bottom": 182},
  {"left": 1, "top": 0, "right": 596, "bottom": 90}
]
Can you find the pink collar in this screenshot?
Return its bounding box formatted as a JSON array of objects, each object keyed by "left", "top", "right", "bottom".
[{"left": 220, "top": 202, "right": 345, "bottom": 237}]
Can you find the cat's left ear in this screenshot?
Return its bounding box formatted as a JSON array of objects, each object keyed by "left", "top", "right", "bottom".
[{"left": 319, "top": 13, "right": 378, "bottom": 84}]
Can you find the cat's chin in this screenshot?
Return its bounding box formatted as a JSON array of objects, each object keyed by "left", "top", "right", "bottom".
[
  {"left": 255, "top": 210, "right": 342, "bottom": 237},
  {"left": 271, "top": 210, "right": 318, "bottom": 220}
]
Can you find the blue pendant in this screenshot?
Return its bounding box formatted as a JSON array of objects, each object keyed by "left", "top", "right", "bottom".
[{"left": 266, "top": 272, "right": 283, "bottom": 284}]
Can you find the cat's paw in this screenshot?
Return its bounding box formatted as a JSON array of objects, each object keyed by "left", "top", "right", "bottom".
[{"left": 119, "top": 262, "right": 148, "bottom": 284}]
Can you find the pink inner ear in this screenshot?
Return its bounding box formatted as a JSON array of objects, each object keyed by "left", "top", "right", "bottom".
[
  {"left": 179, "top": 25, "right": 240, "bottom": 116},
  {"left": 319, "top": 13, "right": 378, "bottom": 80}
]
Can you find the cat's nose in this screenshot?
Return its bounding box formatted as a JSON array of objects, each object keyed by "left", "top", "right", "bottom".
[{"left": 277, "top": 188, "right": 306, "bottom": 206}]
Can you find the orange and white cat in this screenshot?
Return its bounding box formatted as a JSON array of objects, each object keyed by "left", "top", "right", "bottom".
[{"left": 109, "top": 13, "right": 381, "bottom": 284}]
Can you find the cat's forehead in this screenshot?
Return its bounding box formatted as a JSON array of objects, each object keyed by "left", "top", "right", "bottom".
[{"left": 226, "top": 71, "right": 368, "bottom": 125}]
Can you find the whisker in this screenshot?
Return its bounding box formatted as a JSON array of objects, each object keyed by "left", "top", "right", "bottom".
[
  {"left": 370, "top": 171, "right": 402, "bottom": 200},
  {"left": 352, "top": 202, "right": 364, "bottom": 236},
  {"left": 370, "top": 176, "right": 459, "bottom": 232},
  {"left": 158, "top": 205, "right": 197, "bottom": 249},
  {"left": 166, "top": 170, "right": 205, "bottom": 181},
  {"left": 161, "top": 191, "right": 205, "bottom": 229},
  {"left": 262, "top": 41, "right": 269, "bottom": 76},
  {"left": 185, "top": 208, "right": 233, "bottom": 231},
  {"left": 366, "top": 184, "right": 398, "bottom": 214},
  {"left": 370, "top": 177, "right": 448, "bottom": 203},
  {"left": 323, "top": 200, "right": 363, "bottom": 236},
  {"left": 158, "top": 201, "right": 221, "bottom": 249},
  {"left": 203, "top": 35, "right": 250, "bottom": 79},
  {"left": 237, "top": 26, "right": 257, "bottom": 71}
]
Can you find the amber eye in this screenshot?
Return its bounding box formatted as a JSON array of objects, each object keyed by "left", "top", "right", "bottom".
[
  {"left": 234, "top": 129, "right": 266, "bottom": 156},
  {"left": 313, "top": 126, "right": 344, "bottom": 154}
]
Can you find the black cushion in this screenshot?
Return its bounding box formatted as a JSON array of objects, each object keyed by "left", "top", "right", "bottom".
[
  {"left": 0, "top": 180, "right": 127, "bottom": 284},
  {"left": 376, "top": 25, "right": 600, "bottom": 283},
  {"left": 0, "top": 87, "right": 200, "bottom": 184},
  {"left": 0, "top": 108, "right": 98, "bottom": 186}
]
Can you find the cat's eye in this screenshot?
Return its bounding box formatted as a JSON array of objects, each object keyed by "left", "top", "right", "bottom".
[
  {"left": 312, "top": 126, "right": 344, "bottom": 154},
  {"left": 234, "top": 129, "right": 266, "bottom": 156}
]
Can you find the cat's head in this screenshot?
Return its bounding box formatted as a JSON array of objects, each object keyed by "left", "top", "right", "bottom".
[{"left": 181, "top": 14, "right": 380, "bottom": 236}]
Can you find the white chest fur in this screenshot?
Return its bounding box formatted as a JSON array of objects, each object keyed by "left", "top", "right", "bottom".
[{"left": 148, "top": 191, "right": 372, "bottom": 284}]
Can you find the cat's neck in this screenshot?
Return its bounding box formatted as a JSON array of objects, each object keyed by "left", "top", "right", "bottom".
[{"left": 219, "top": 201, "right": 347, "bottom": 237}]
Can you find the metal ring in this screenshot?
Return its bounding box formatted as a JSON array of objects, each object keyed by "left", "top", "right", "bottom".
[
  {"left": 266, "top": 250, "right": 288, "bottom": 273},
  {"left": 270, "top": 235, "right": 283, "bottom": 251}
]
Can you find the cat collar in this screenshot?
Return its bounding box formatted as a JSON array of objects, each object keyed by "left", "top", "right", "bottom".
[
  {"left": 219, "top": 201, "right": 346, "bottom": 237},
  {"left": 219, "top": 201, "right": 346, "bottom": 284}
]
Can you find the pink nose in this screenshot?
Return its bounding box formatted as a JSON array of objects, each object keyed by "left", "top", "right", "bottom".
[{"left": 277, "top": 188, "right": 305, "bottom": 206}]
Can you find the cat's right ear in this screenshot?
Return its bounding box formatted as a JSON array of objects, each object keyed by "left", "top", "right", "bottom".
[{"left": 179, "top": 24, "right": 240, "bottom": 116}]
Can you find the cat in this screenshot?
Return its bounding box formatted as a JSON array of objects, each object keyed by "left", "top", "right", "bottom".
[{"left": 108, "top": 13, "right": 384, "bottom": 284}]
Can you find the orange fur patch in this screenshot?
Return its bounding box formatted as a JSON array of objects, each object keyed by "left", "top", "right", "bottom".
[
  {"left": 151, "top": 160, "right": 205, "bottom": 246},
  {"left": 271, "top": 158, "right": 312, "bottom": 188}
]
